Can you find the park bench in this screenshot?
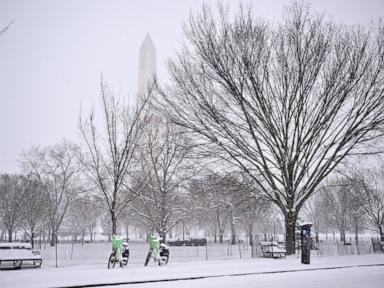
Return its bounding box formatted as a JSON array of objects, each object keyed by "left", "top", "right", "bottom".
[
  {"left": 0, "top": 242, "right": 42, "bottom": 269},
  {"left": 259, "top": 241, "right": 286, "bottom": 259}
]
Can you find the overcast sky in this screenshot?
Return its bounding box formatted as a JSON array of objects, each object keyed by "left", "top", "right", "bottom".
[{"left": 0, "top": 0, "right": 383, "bottom": 173}]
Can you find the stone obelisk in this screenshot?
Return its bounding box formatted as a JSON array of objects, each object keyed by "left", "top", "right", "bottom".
[{"left": 137, "top": 33, "right": 156, "bottom": 99}]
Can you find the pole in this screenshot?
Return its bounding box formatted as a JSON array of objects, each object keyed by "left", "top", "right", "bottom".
[{"left": 55, "top": 233, "right": 58, "bottom": 268}]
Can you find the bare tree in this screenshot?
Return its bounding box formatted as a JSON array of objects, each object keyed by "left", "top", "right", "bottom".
[
  {"left": 133, "top": 114, "right": 196, "bottom": 241},
  {"left": 191, "top": 173, "right": 252, "bottom": 244},
  {"left": 190, "top": 175, "right": 229, "bottom": 244},
  {"left": 158, "top": 2, "right": 384, "bottom": 253},
  {"left": 322, "top": 177, "right": 364, "bottom": 243},
  {"left": 238, "top": 193, "right": 271, "bottom": 246},
  {"left": 20, "top": 140, "right": 82, "bottom": 246},
  {"left": 118, "top": 204, "right": 132, "bottom": 240},
  {"left": 255, "top": 206, "right": 284, "bottom": 242},
  {"left": 65, "top": 195, "right": 100, "bottom": 244},
  {"left": 79, "top": 79, "right": 151, "bottom": 235},
  {"left": 20, "top": 175, "right": 49, "bottom": 248},
  {"left": 301, "top": 192, "right": 329, "bottom": 243},
  {"left": 0, "top": 174, "right": 24, "bottom": 242},
  {"left": 352, "top": 168, "right": 384, "bottom": 241}
]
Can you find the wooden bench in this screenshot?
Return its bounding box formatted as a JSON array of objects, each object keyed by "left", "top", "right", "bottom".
[
  {"left": 0, "top": 243, "right": 42, "bottom": 269},
  {"left": 259, "top": 241, "right": 286, "bottom": 259}
]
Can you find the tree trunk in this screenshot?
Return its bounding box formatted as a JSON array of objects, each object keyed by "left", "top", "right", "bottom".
[
  {"left": 230, "top": 212, "right": 236, "bottom": 245},
  {"left": 248, "top": 223, "right": 253, "bottom": 246},
  {"left": 182, "top": 222, "right": 185, "bottom": 241},
  {"left": 50, "top": 223, "right": 57, "bottom": 246},
  {"left": 378, "top": 225, "right": 384, "bottom": 242},
  {"left": 111, "top": 210, "right": 117, "bottom": 235},
  {"left": 50, "top": 230, "right": 57, "bottom": 247},
  {"left": 31, "top": 231, "right": 35, "bottom": 249},
  {"left": 340, "top": 231, "right": 346, "bottom": 243},
  {"left": 284, "top": 211, "right": 298, "bottom": 255},
  {"left": 219, "top": 233, "right": 224, "bottom": 244},
  {"left": 0, "top": 229, "right": 5, "bottom": 241},
  {"left": 7, "top": 227, "right": 13, "bottom": 243},
  {"left": 125, "top": 221, "right": 129, "bottom": 240},
  {"left": 159, "top": 229, "right": 166, "bottom": 242},
  {"left": 315, "top": 232, "right": 319, "bottom": 244}
]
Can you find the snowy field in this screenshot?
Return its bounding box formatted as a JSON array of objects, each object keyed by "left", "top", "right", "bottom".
[{"left": 1, "top": 254, "right": 383, "bottom": 288}]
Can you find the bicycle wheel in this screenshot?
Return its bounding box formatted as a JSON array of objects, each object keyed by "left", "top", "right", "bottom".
[
  {"left": 144, "top": 252, "right": 151, "bottom": 266},
  {"left": 108, "top": 253, "right": 116, "bottom": 269},
  {"left": 122, "top": 250, "right": 129, "bottom": 267},
  {"left": 158, "top": 256, "right": 168, "bottom": 266},
  {"left": 13, "top": 260, "right": 22, "bottom": 269}
]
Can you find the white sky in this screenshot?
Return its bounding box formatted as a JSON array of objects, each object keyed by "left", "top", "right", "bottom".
[{"left": 0, "top": 0, "right": 383, "bottom": 173}]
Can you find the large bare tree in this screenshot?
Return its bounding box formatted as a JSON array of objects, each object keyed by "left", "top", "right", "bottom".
[
  {"left": 158, "top": 2, "right": 384, "bottom": 253},
  {"left": 79, "top": 79, "right": 150, "bottom": 235}
]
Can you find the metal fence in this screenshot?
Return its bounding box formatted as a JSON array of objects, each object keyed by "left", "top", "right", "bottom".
[
  {"left": 38, "top": 240, "right": 252, "bottom": 267},
  {"left": 251, "top": 238, "right": 383, "bottom": 258}
]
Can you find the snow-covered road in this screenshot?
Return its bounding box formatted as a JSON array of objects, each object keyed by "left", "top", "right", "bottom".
[
  {"left": 1, "top": 254, "right": 383, "bottom": 288},
  {"left": 107, "top": 266, "right": 384, "bottom": 288}
]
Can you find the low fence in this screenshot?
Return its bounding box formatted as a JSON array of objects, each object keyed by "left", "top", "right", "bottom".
[
  {"left": 251, "top": 238, "right": 383, "bottom": 258},
  {"left": 316, "top": 240, "right": 373, "bottom": 256},
  {"left": 38, "top": 240, "right": 252, "bottom": 267}
]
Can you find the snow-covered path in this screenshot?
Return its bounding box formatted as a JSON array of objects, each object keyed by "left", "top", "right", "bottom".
[{"left": 1, "top": 254, "right": 384, "bottom": 288}]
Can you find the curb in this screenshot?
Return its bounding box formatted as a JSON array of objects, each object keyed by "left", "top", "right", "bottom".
[{"left": 56, "top": 263, "right": 384, "bottom": 288}]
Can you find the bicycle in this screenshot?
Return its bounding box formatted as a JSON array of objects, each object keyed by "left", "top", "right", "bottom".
[
  {"left": 144, "top": 236, "right": 170, "bottom": 266},
  {"left": 108, "top": 235, "right": 130, "bottom": 269}
]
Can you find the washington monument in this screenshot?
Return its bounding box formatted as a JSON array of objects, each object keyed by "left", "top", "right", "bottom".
[{"left": 137, "top": 33, "right": 156, "bottom": 96}]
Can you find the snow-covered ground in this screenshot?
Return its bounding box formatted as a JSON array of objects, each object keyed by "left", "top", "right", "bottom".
[{"left": 1, "top": 254, "right": 383, "bottom": 288}]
